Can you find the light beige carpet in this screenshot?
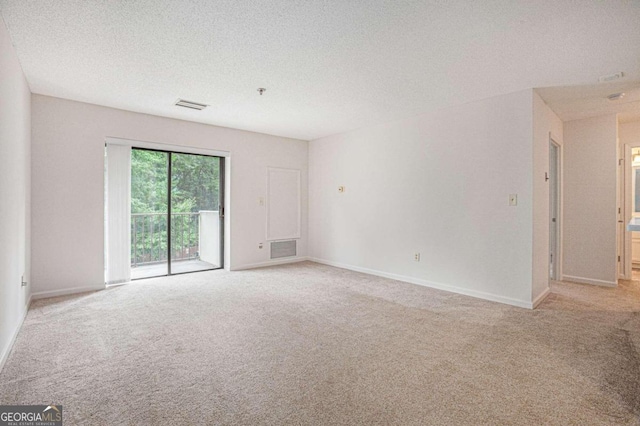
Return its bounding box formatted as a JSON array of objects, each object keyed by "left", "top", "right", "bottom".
[{"left": 1, "top": 261, "right": 639, "bottom": 425}]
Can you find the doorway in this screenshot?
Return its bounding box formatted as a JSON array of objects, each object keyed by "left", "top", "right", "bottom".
[
  {"left": 130, "top": 148, "right": 224, "bottom": 279},
  {"left": 549, "top": 139, "right": 561, "bottom": 280},
  {"left": 620, "top": 143, "right": 640, "bottom": 280},
  {"left": 625, "top": 147, "right": 640, "bottom": 275}
]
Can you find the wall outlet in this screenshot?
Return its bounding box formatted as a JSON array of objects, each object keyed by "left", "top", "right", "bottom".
[
  {"left": 509, "top": 194, "right": 518, "bottom": 206},
  {"left": 414, "top": 253, "right": 420, "bottom": 262},
  {"left": 258, "top": 243, "right": 263, "bottom": 249},
  {"left": 338, "top": 186, "right": 345, "bottom": 193},
  {"left": 21, "top": 275, "right": 27, "bottom": 287}
]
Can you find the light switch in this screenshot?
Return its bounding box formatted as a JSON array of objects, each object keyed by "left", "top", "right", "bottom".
[
  {"left": 509, "top": 194, "right": 518, "bottom": 206},
  {"left": 258, "top": 197, "right": 264, "bottom": 206}
]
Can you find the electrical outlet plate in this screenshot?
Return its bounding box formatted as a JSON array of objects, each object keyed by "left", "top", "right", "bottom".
[{"left": 414, "top": 253, "right": 420, "bottom": 262}]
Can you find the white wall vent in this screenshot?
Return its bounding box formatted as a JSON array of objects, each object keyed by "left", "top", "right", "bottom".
[
  {"left": 175, "top": 99, "right": 208, "bottom": 110},
  {"left": 271, "top": 240, "right": 296, "bottom": 259}
]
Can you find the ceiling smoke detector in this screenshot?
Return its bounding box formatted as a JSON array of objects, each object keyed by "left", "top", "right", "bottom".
[
  {"left": 607, "top": 92, "right": 626, "bottom": 102},
  {"left": 175, "top": 99, "right": 208, "bottom": 110}
]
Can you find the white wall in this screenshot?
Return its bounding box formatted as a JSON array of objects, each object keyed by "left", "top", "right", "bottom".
[
  {"left": 532, "top": 91, "right": 563, "bottom": 303},
  {"left": 563, "top": 115, "right": 618, "bottom": 286},
  {"left": 619, "top": 120, "right": 640, "bottom": 146},
  {"left": 0, "top": 17, "right": 31, "bottom": 370},
  {"left": 31, "top": 95, "right": 308, "bottom": 297},
  {"left": 309, "top": 89, "right": 536, "bottom": 307}
]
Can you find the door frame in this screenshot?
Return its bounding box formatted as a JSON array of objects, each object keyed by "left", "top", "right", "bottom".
[
  {"left": 549, "top": 136, "right": 563, "bottom": 281},
  {"left": 105, "top": 136, "right": 230, "bottom": 280},
  {"left": 131, "top": 147, "right": 226, "bottom": 277},
  {"left": 621, "top": 142, "right": 640, "bottom": 279}
]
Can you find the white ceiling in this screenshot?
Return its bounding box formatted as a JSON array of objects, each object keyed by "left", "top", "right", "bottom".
[
  {"left": 536, "top": 81, "right": 640, "bottom": 123},
  {"left": 1, "top": 0, "right": 639, "bottom": 140}
]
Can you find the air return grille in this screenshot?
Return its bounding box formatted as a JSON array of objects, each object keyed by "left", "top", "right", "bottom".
[
  {"left": 175, "top": 99, "right": 208, "bottom": 110},
  {"left": 271, "top": 240, "right": 296, "bottom": 259}
]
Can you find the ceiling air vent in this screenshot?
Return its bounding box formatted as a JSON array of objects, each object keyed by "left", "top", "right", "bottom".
[{"left": 175, "top": 99, "right": 208, "bottom": 110}]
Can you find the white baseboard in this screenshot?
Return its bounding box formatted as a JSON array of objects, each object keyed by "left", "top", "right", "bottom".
[
  {"left": 231, "top": 256, "right": 309, "bottom": 271},
  {"left": 532, "top": 287, "right": 551, "bottom": 308},
  {"left": 308, "top": 257, "right": 534, "bottom": 309},
  {"left": 0, "top": 293, "right": 32, "bottom": 374},
  {"left": 31, "top": 284, "right": 105, "bottom": 300},
  {"left": 562, "top": 275, "right": 617, "bottom": 287}
]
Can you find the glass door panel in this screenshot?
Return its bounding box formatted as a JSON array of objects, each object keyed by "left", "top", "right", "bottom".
[
  {"left": 130, "top": 149, "right": 169, "bottom": 279},
  {"left": 170, "top": 153, "right": 222, "bottom": 274}
]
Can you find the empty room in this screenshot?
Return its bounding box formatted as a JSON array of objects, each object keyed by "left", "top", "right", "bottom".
[{"left": 1, "top": 1, "right": 639, "bottom": 424}]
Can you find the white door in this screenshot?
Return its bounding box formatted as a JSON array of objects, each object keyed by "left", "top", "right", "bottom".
[
  {"left": 549, "top": 141, "right": 559, "bottom": 280},
  {"left": 617, "top": 146, "right": 623, "bottom": 278}
]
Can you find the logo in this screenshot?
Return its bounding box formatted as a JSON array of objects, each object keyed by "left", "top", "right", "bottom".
[{"left": 0, "top": 405, "right": 62, "bottom": 426}]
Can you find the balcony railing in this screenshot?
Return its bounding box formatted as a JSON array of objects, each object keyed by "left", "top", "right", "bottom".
[{"left": 131, "top": 212, "right": 200, "bottom": 267}]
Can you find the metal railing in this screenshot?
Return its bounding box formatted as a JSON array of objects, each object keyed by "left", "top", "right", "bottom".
[{"left": 131, "top": 212, "right": 200, "bottom": 267}]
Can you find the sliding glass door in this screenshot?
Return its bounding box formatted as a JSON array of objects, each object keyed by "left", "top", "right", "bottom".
[
  {"left": 130, "top": 149, "right": 169, "bottom": 279},
  {"left": 170, "top": 153, "right": 223, "bottom": 274},
  {"left": 129, "top": 148, "right": 223, "bottom": 280}
]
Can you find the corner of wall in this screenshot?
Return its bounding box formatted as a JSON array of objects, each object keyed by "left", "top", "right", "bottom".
[
  {"left": 308, "top": 89, "right": 539, "bottom": 307},
  {"left": 531, "top": 91, "right": 564, "bottom": 304},
  {"left": 0, "top": 14, "right": 33, "bottom": 372}
]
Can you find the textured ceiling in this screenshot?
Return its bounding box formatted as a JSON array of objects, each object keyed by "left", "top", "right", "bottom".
[
  {"left": 1, "top": 0, "right": 639, "bottom": 140},
  {"left": 537, "top": 81, "right": 640, "bottom": 123}
]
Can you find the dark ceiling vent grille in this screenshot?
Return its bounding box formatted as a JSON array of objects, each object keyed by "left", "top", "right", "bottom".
[{"left": 175, "top": 99, "right": 208, "bottom": 110}]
